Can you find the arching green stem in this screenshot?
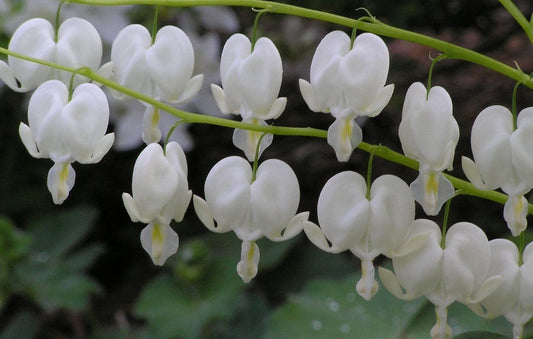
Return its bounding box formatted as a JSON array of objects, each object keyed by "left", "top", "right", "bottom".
[
  {"left": 512, "top": 81, "right": 521, "bottom": 130},
  {"left": 365, "top": 151, "right": 374, "bottom": 200},
  {"left": 251, "top": 8, "right": 268, "bottom": 50},
  {"left": 163, "top": 120, "right": 187, "bottom": 154},
  {"left": 498, "top": 0, "right": 533, "bottom": 45},
  {"left": 440, "top": 198, "right": 453, "bottom": 248},
  {"left": 65, "top": 0, "right": 533, "bottom": 89},
  {"left": 426, "top": 53, "right": 447, "bottom": 97}
]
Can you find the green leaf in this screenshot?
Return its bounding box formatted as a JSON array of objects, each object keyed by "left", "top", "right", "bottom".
[
  {"left": 133, "top": 233, "right": 246, "bottom": 339},
  {"left": 266, "top": 272, "right": 427, "bottom": 339},
  {"left": 25, "top": 205, "right": 98, "bottom": 258},
  {"left": 453, "top": 331, "right": 510, "bottom": 339}
]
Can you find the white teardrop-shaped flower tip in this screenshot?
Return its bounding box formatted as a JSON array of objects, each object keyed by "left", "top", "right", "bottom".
[
  {"left": 140, "top": 223, "right": 179, "bottom": 266},
  {"left": 47, "top": 162, "right": 76, "bottom": 205},
  {"left": 236, "top": 240, "right": 260, "bottom": 283},
  {"left": 503, "top": 195, "right": 528, "bottom": 237},
  {"left": 410, "top": 170, "right": 455, "bottom": 216},
  {"left": 356, "top": 259, "right": 379, "bottom": 301},
  {"left": 327, "top": 117, "right": 363, "bottom": 162},
  {"left": 232, "top": 124, "right": 273, "bottom": 162},
  {"left": 142, "top": 106, "right": 163, "bottom": 144},
  {"left": 210, "top": 83, "right": 230, "bottom": 114}
]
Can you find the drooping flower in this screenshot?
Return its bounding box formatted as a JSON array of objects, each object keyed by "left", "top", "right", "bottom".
[
  {"left": 18, "top": 80, "right": 114, "bottom": 204},
  {"left": 103, "top": 24, "right": 204, "bottom": 144},
  {"left": 304, "top": 172, "right": 421, "bottom": 300},
  {"left": 462, "top": 106, "right": 533, "bottom": 236},
  {"left": 211, "top": 33, "right": 287, "bottom": 161},
  {"left": 469, "top": 239, "right": 533, "bottom": 339},
  {"left": 0, "top": 17, "right": 102, "bottom": 92},
  {"left": 122, "top": 142, "right": 192, "bottom": 266},
  {"left": 193, "top": 156, "right": 308, "bottom": 282},
  {"left": 379, "top": 221, "right": 501, "bottom": 339},
  {"left": 299, "top": 31, "right": 394, "bottom": 162},
  {"left": 398, "top": 82, "right": 459, "bottom": 215}
]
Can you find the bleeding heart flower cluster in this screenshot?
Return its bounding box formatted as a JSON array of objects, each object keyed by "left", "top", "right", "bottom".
[{"left": 3, "top": 8, "right": 533, "bottom": 339}]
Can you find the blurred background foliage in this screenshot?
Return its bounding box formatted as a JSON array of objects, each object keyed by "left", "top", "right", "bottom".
[{"left": 0, "top": 0, "right": 532, "bottom": 338}]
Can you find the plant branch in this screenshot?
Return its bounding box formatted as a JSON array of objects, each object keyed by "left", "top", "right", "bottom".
[
  {"left": 65, "top": 0, "right": 533, "bottom": 89},
  {"left": 499, "top": 0, "right": 533, "bottom": 45}
]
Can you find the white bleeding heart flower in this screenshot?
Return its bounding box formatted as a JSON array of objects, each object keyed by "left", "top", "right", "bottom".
[
  {"left": 299, "top": 31, "right": 394, "bottom": 162},
  {"left": 379, "top": 221, "right": 501, "bottom": 339},
  {"left": 399, "top": 82, "right": 459, "bottom": 216},
  {"left": 104, "top": 24, "right": 204, "bottom": 144},
  {"left": 0, "top": 17, "right": 102, "bottom": 92},
  {"left": 122, "top": 142, "right": 192, "bottom": 266},
  {"left": 18, "top": 80, "right": 114, "bottom": 204},
  {"left": 462, "top": 105, "right": 533, "bottom": 236},
  {"left": 304, "top": 172, "right": 420, "bottom": 301},
  {"left": 469, "top": 239, "right": 533, "bottom": 339},
  {"left": 211, "top": 33, "right": 286, "bottom": 161},
  {"left": 193, "top": 156, "right": 308, "bottom": 282}
]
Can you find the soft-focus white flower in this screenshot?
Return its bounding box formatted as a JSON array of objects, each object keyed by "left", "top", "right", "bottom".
[
  {"left": 122, "top": 142, "right": 192, "bottom": 266},
  {"left": 379, "top": 221, "right": 501, "bottom": 339},
  {"left": 18, "top": 80, "right": 114, "bottom": 204},
  {"left": 0, "top": 0, "right": 132, "bottom": 43},
  {"left": 399, "top": 82, "right": 459, "bottom": 215},
  {"left": 299, "top": 31, "right": 394, "bottom": 162},
  {"left": 462, "top": 106, "right": 533, "bottom": 236},
  {"left": 211, "top": 33, "right": 286, "bottom": 161},
  {"left": 193, "top": 156, "right": 308, "bottom": 282},
  {"left": 304, "top": 172, "right": 421, "bottom": 300},
  {"left": 469, "top": 239, "right": 533, "bottom": 339},
  {"left": 104, "top": 24, "right": 203, "bottom": 144},
  {"left": 0, "top": 17, "right": 102, "bottom": 92}
]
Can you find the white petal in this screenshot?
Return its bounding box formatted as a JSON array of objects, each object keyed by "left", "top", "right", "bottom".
[
  {"left": 250, "top": 159, "right": 300, "bottom": 239},
  {"left": 18, "top": 122, "right": 41, "bottom": 158},
  {"left": 210, "top": 83, "right": 230, "bottom": 114},
  {"left": 303, "top": 221, "right": 344, "bottom": 253},
  {"left": 140, "top": 223, "right": 179, "bottom": 266},
  {"left": 410, "top": 170, "right": 455, "bottom": 216},
  {"left": 356, "top": 258, "right": 379, "bottom": 301},
  {"left": 131, "top": 143, "right": 179, "bottom": 221},
  {"left": 441, "top": 222, "right": 490, "bottom": 304},
  {"left": 267, "top": 211, "right": 308, "bottom": 241},
  {"left": 47, "top": 162, "right": 76, "bottom": 205},
  {"left": 299, "top": 79, "right": 320, "bottom": 112},
  {"left": 510, "top": 107, "right": 533, "bottom": 186},
  {"left": 471, "top": 105, "right": 514, "bottom": 189},
  {"left": 232, "top": 120, "right": 273, "bottom": 161},
  {"left": 392, "top": 219, "right": 442, "bottom": 298},
  {"left": 122, "top": 192, "right": 147, "bottom": 223},
  {"left": 193, "top": 195, "right": 231, "bottom": 233},
  {"left": 461, "top": 156, "right": 490, "bottom": 190},
  {"left": 327, "top": 117, "right": 362, "bottom": 162},
  {"left": 369, "top": 174, "right": 415, "bottom": 256},
  {"left": 262, "top": 97, "right": 287, "bottom": 121},
  {"left": 174, "top": 73, "right": 204, "bottom": 104},
  {"left": 236, "top": 240, "right": 260, "bottom": 283},
  {"left": 8, "top": 18, "right": 55, "bottom": 90},
  {"left": 141, "top": 105, "right": 162, "bottom": 144},
  {"left": 378, "top": 266, "right": 416, "bottom": 300},
  {"left": 204, "top": 156, "right": 251, "bottom": 231},
  {"left": 55, "top": 17, "right": 102, "bottom": 85},
  {"left": 62, "top": 83, "right": 110, "bottom": 162},
  {"left": 146, "top": 25, "right": 195, "bottom": 101},
  {"left": 82, "top": 133, "right": 114, "bottom": 164},
  {"left": 317, "top": 171, "right": 369, "bottom": 250},
  {"left": 503, "top": 194, "right": 528, "bottom": 237}
]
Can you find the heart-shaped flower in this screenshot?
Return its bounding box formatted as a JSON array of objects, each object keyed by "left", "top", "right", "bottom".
[
  {"left": 103, "top": 24, "right": 204, "bottom": 144},
  {"left": 304, "top": 172, "right": 418, "bottom": 300},
  {"left": 379, "top": 221, "right": 501, "bottom": 339},
  {"left": 462, "top": 105, "right": 533, "bottom": 236},
  {"left": 19, "top": 80, "right": 114, "bottom": 204},
  {"left": 469, "top": 239, "right": 533, "bottom": 339},
  {"left": 122, "top": 142, "right": 192, "bottom": 266},
  {"left": 211, "top": 33, "right": 286, "bottom": 161},
  {"left": 193, "top": 156, "right": 308, "bottom": 282},
  {"left": 0, "top": 17, "right": 102, "bottom": 92},
  {"left": 399, "top": 82, "right": 459, "bottom": 216},
  {"left": 299, "top": 31, "right": 394, "bottom": 161}
]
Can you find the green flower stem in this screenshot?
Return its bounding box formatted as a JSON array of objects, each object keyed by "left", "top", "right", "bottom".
[
  {"left": 1, "top": 44, "right": 525, "bottom": 213},
  {"left": 66, "top": 0, "right": 533, "bottom": 89},
  {"left": 499, "top": 0, "right": 533, "bottom": 45}
]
